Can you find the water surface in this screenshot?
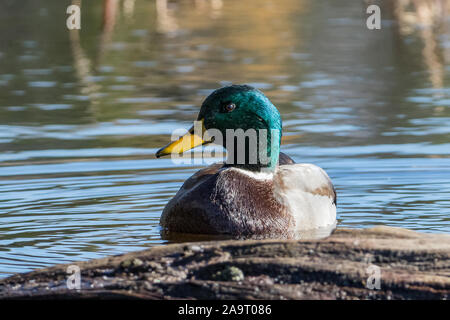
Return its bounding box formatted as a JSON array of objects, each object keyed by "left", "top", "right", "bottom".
[{"left": 1, "top": 0, "right": 450, "bottom": 277}]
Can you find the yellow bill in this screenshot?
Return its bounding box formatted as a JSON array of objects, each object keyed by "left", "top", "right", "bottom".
[{"left": 156, "top": 119, "right": 210, "bottom": 158}]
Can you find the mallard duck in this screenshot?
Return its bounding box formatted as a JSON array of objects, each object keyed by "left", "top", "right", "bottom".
[{"left": 156, "top": 85, "right": 336, "bottom": 239}]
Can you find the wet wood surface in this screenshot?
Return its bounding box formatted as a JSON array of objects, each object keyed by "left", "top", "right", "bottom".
[{"left": 0, "top": 226, "right": 449, "bottom": 299}]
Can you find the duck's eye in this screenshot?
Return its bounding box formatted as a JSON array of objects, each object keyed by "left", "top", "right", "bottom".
[{"left": 224, "top": 103, "right": 236, "bottom": 112}]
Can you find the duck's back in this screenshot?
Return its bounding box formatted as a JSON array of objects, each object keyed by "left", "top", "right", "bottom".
[{"left": 160, "top": 153, "right": 336, "bottom": 238}]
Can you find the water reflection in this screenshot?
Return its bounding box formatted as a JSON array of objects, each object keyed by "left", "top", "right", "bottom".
[
  {"left": 162, "top": 222, "right": 336, "bottom": 242},
  {"left": 0, "top": 0, "right": 449, "bottom": 278},
  {"left": 391, "top": 0, "right": 449, "bottom": 90}
]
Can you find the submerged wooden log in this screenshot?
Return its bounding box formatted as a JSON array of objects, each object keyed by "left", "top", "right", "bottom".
[{"left": 0, "top": 226, "right": 449, "bottom": 299}]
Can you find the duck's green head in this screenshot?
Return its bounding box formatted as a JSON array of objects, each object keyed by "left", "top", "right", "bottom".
[{"left": 156, "top": 85, "right": 282, "bottom": 171}]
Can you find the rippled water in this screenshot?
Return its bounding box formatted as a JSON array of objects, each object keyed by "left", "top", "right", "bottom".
[{"left": 0, "top": 0, "right": 449, "bottom": 277}]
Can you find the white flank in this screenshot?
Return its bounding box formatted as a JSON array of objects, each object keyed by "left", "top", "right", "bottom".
[{"left": 273, "top": 164, "right": 336, "bottom": 230}]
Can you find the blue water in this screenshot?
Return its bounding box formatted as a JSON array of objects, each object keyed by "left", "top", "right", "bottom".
[{"left": 0, "top": 0, "right": 449, "bottom": 278}]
